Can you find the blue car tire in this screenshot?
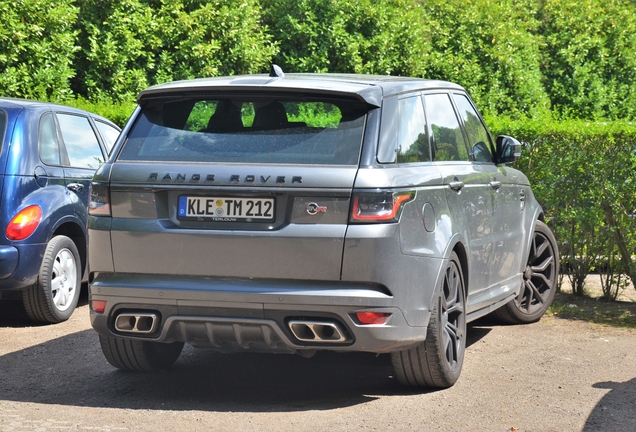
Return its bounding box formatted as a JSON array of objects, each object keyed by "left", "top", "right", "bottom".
[{"left": 22, "top": 235, "right": 81, "bottom": 323}]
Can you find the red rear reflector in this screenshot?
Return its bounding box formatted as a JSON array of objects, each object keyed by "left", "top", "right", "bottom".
[
  {"left": 6, "top": 205, "right": 42, "bottom": 240},
  {"left": 91, "top": 300, "right": 107, "bottom": 314},
  {"left": 356, "top": 312, "right": 391, "bottom": 325}
]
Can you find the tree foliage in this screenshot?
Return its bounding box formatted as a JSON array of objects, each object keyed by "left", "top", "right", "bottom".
[
  {"left": 490, "top": 117, "right": 636, "bottom": 295},
  {"left": 421, "top": 0, "right": 550, "bottom": 118},
  {"left": 73, "top": 0, "right": 276, "bottom": 101},
  {"left": 0, "top": 0, "right": 78, "bottom": 100},
  {"left": 261, "top": 0, "right": 429, "bottom": 77},
  {"left": 2, "top": 0, "right": 636, "bottom": 121},
  {"left": 539, "top": 0, "right": 636, "bottom": 120}
]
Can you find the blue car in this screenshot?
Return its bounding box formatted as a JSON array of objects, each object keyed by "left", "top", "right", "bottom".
[{"left": 0, "top": 98, "right": 120, "bottom": 323}]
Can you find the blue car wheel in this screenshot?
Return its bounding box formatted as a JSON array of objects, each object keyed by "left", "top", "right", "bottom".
[{"left": 22, "top": 235, "right": 81, "bottom": 323}]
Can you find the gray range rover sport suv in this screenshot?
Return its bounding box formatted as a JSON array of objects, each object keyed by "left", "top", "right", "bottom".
[{"left": 88, "top": 67, "right": 558, "bottom": 388}]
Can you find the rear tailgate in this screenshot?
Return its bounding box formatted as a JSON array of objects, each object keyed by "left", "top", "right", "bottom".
[
  {"left": 108, "top": 163, "right": 357, "bottom": 280},
  {"left": 104, "top": 92, "right": 373, "bottom": 282}
]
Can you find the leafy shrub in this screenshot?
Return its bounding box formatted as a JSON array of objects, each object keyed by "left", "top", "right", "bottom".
[
  {"left": 490, "top": 117, "right": 636, "bottom": 294},
  {"left": 421, "top": 0, "right": 550, "bottom": 118},
  {"left": 261, "top": 0, "right": 429, "bottom": 76},
  {"left": 0, "top": 0, "right": 78, "bottom": 100},
  {"left": 63, "top": 97, "right": 136, "bottom": 127},
  {"left": 538, "top": 0, "right": 636, "bottom": 120},
  {"left": 73, "top": 0, "right": 276, "bottom": 101}
]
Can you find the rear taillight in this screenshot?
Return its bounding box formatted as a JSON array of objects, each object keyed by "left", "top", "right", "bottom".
[
  {"left": 350, "top": 190, "right": 415, "bottom": 223},
  {"left": 90, "top": 300, "right": 107, "bottom": 314},
  {"left": 6, "top": 205, "right": 42, "bottom": 240},
  {"left": 89, "top": 182, "right": 111, "bottom": 216},
  {"left": 356, "top": 312, "right": 391, "bottom": 325}
]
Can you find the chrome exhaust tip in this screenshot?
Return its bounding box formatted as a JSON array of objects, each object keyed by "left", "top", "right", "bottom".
[
  {"left": 114, "top": 312, "right": 158, "bottom": 334},
  {"left": 288, "top": 320, "right": 348, "bottom": 343}
]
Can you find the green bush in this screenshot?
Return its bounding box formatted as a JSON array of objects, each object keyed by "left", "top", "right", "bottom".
[
  {"left": 0, "top": 0, "right": 78, "bottom": 100},
  {"left": 63, "top": 97, "right": 136, "bottom": 128},
  {"left": 489, "top": 117, "right": 636, "bottom": 295},
  {"left": 73, "top": 0, "right": 276, "bottom": 101},
  {"left": 261, "top": 0, "right": 429, "bottom": 76},
  {"left": 538, "top": 0, "right": 636, "bottom": 120},
  {"left": 421, "top": 0, "right": 550, "bottom": 118}
]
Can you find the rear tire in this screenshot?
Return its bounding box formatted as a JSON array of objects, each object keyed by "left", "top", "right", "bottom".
[
  {"left": 492, "top": 220, "right": 559, "bottom": 324},
  {"left": 99, "top": 335, "right": 184, "bottom": 372},
  {"left": 392, "top": 252, "right": 466, "bottom": 388},
  {"left": 22, "top": 235, "right": 81, "bottom": 324}
]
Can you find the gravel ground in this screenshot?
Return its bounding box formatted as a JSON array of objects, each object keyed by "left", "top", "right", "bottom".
[{"left": 1, "top": 280, "right": 635, "bottom": 432}]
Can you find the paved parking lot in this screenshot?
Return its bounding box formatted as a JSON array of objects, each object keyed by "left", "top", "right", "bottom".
[{"left": 1, "top": 294, "right": 635, "bottom": 431}]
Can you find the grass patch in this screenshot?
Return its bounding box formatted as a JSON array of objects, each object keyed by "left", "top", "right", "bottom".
[{"left": 548, "top": 292, "right": 636, "bottom": 329}]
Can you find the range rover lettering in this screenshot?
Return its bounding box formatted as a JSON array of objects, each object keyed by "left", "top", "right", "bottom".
[{"left": 88, "top": 67, "right": 558, "bottom": 388}]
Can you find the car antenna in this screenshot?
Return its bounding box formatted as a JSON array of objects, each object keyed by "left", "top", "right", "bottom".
[{"left": 269, "top": 64, "right": 285, "bottom": 78}]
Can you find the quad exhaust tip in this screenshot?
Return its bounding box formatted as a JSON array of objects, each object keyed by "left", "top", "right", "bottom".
[
  {"left": 114, "top": 312, "right": 158, "bottom": 334},
  {"left": 288, "top": 320, "right": 348, "bottom": 343}
]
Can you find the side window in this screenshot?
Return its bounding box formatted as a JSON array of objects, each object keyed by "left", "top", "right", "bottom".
[
  {"left": 397, "top": 96, "right": 430, "bottom": 163},
  {"left": 57, "top": 113, "right": 104, "bottom": 169},
  {"left": 453, "top": 93, "right": 493, "bottom": 163},
  {"left": 424, "top": 93, "right": 469, "bottom": 162},
  {"left": 95, "top": 120, "right": 120, "bottom": 154},
  {"left": 39, "top": 113, "right": 61, "bottom": 165}
]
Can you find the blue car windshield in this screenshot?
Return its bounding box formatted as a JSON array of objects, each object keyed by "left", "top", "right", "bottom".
[{"left": 118, "top": 97, "right": 368, "bottom": 165}]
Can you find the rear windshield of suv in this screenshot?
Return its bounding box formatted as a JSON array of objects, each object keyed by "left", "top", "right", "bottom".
[{"left": 118, "top": 97, "right": 368, "bottom": 165}]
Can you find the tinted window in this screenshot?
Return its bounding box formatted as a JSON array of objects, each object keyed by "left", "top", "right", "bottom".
[
  {"left": 57, "top": 113, "right": 104, "bottom": 169},
  {"left": 397, "top": 96, "right": 430, "bottom": 163},
  {"left": 39, "top": 113, "right": 61, "bottom": 165},
  {"left": 453, "top": 93, "right": 492, "bottom": 163},
  {"left": 424, "top": 94, "right": 469, "bottom": 162},
  {"left": 95, "top": 120, "right": 120, "bottom": 154},
  {"left": 118, "top": 97, "right": 367, "bottom": 165}
]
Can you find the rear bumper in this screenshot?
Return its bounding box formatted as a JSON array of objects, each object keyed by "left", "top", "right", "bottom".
[
  {"left": 0, "top": 243, "right": 43, "bottom": 290},
  {"left": 89, "top": 272, "right": 431, "bottom": 354},
  {"left": 0, "top": 246, "right": 18, "bottom": 280}
]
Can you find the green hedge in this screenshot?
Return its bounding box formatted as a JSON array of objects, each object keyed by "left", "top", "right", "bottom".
[
  {"left": 0, "top": 0, "right": 78, "bottom": 100},
  {"left": 4, "top": 0, "right": 636, "bottom": 121},
  {"left": 489, "top": 117, "right": 636, "bottom": 298},
  {"left": 73, "top": 0, "right": 277, "bottom": 102},
  {"left": 63, "top": 97, "right": 136, "bottom": 127}
]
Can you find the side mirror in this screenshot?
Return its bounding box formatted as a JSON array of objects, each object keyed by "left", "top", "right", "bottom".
[{"left": 496, "top": 135, "right": 522, "bottom": 164}]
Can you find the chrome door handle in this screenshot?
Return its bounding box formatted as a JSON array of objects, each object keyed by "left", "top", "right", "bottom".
[
  {"left": 519, "top": 189, "right": 526, "bottom": 201},
  {"left": 489, "top": 181, "right": 502, "bottom": 190},
  {"left": 449, "top": 181, "right": 464, "bottom": 191},
  {"left": 67, "top": 183, "right": 84, "bottom": 192}
]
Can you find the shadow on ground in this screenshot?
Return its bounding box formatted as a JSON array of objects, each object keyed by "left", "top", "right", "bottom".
[
  {"left": 584, "top": 378, "right": 636, "bottom": 431},
  {"left": 0, "top": 286, "right": 89, "bottom": 328},
  {"left": 0, "top": 298, "right": 492, "bottom": 413}
]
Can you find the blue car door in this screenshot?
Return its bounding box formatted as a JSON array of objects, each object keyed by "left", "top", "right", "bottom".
[{"left": 56, "top": 112, "right": 107, "bottom": 222}]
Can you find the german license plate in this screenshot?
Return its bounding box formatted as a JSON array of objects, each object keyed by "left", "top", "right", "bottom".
[{"left": 178, "top": 196, "right": 275, "bottom": 221}]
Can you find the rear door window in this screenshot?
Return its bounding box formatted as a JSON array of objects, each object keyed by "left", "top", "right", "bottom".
[
  {"left": 95, "top": 120, "right": 120, "bottom": 154},
  {"left": 39, "top": 113, "right": 62, "bottom": 166},
  {"left": 57, "top": 113, "right": 104, "bottom": 169},
  {"left": 118, "top": 97, "right": 368, "bottom": 165},
  {"left": 397, "top": 95, "right": 430, "bottom": 163},
  {"left": 424, "top": 93, "right": 469, "bottom": 162}
]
